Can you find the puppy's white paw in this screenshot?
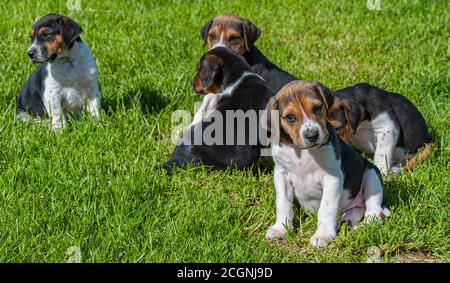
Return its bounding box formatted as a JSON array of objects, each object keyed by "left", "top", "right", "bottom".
[
  {"left": 52, "top": 124, "right": 63, "bottom": 131},
  {"left": 264, "top": 225, "right": 287, "bottom": 240},
  {"left": 364, "top": 208, "right": 387, "bottom": 224},
  {"left": 310, "top": 230, "right": 336, "bottom": 248}
]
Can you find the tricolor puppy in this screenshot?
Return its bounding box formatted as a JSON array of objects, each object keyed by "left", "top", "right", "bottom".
[
  {"left": 264, "top": 81, "right": 390, "bottom": 248},
  {"left": 200, "top": 14, "right": 297, "bottom": 93},
  {"left": 329, "top": 83, "right": 433, "bottom": 175},
  {"left": 162, "top": 47, "right": 273, "bottom": 170},
  {"left": 17, "top": 14, "right": 101, "bottom": 130}
]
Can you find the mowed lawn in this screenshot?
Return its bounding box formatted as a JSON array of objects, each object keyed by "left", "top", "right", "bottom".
[{"left": 0, "top": 0, "right": 448, "bottom": 262}]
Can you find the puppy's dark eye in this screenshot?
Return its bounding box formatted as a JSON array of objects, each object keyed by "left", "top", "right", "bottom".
[
  {"left": 40, "top": 32, "right": 52, "bottom": 40},
  {"left": 312, "top": 105, "right": 322, "bottom": 114},
  {"left": 228, "top": 35, "right": 239, "bottom": 42},
  {"left": 285, "top": 114, "right": 296, "bottom": 123},
  {"left": 208, "top": 33, "right": 216, "bottom": 40}
]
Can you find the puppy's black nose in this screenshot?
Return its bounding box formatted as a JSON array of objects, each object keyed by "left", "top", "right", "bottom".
[
  {"left": 27, "top": 50, "right": 35, "bottom": 59},
  {"left": 304, "top": 128, "right": 319, "bottom": 142}
]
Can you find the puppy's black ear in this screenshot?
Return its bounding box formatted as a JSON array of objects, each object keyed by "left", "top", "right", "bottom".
[
  {"left": 314, "top": 81, "right": 334, "bottom": 115},
  {"left": 200, "top": 61, "right": 217, "bottom": 89},
  {"left": 58, "top": 16, "right": 83, "bottom": 45},
  {"left": 342, "top": 99, "right": 363, "bottom": 133},
  {"left": 242, "top": 19, "right": 261, "bottom": 51},
  {"left": 200, "top": 19, "right": 213, "bottom": 46}
]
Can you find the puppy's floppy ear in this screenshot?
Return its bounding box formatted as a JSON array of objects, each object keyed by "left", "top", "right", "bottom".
[
  {"left": 200, "top": 19, "right": 213, "bottom": 46},
  {"left": 341, "top": 99, "right": 363, "bottom": 134},
  {"left": 58, "top": 16, "right": 82, "bottom": 45},
  {"left": 262, "top": 96, "right": 279, "bottom": 134},
  {"left": 242, "top": 18, "right": 261, "bottom": 51},
  {"left": 314, "top": 81, "right": 334, "bottom": 115},
  {"left": 192, "top": 55, "right": 222, "bottom": 93}
]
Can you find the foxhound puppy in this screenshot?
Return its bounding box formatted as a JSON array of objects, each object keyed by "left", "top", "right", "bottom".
[
  {"left": 200, "top": 14, "right": 297, "bottom": 93},
  {"left": 328, "top": 83, "right": 433, "bottom": 175},
  {"left": 264, "top": 80, "right": 390, "bottom": 247},
  {"left": 162, "top": 47, "right": 273, "bottom": 171},
  {"left": 17, "top": 13, "right": 101, "bottom": 130}
]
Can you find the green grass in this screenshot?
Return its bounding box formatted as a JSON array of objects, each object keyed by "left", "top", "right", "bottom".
[{"left": 0, "top": 0, "right": 449, "bottom": 262}]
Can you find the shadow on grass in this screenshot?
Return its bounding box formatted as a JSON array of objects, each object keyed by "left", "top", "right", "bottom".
[
  {"left": 102, "top": 86, "right": 170, "bottom": 115},
  {"left": 382, "top": 175, "right": 418, "bottom": 208}
]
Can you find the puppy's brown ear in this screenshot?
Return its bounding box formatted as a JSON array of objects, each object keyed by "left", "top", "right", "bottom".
[
  {"left": 242, "top": 19, "right": 261, "bottom": 51},
  {"left": 341, "top": 99, "right": 363, "bottom": 134},
  {"left": 200, "top": 19, "right": 213, "bottom": 46},
  {"left": 192, "top": 55, "right": 222, "bottom": 93},
  {"left": 314, "top": 81, "right": 334, "bottom": 115},
  {"left": 58, "top": 16, "right": 82, "bottom": 45},
  {"left": 263, "top": 96, "right": 279, "bottom": 134}
]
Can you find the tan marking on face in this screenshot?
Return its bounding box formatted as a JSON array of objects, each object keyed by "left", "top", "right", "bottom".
[
  {"left": 205, "top": 16, "right": 248, "bottom": 54},
  {"left": 37, "top": 27, "right": 48, "bottom": 36},
  {"left": 275, "top": 81, "right": 330, "bottom": 147},
  {"left": 43, "top": 33, "right": 67, "bottom": 56}
]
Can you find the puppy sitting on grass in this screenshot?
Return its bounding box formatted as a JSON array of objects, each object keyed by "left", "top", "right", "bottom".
[
  {"left": 264, "top": 80, "right": 390, "bottom": 247},
  {"left": 17, "top": 14, "right": 101, "bottom": 130}
]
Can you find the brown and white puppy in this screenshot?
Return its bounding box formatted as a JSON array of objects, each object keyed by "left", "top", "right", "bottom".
[
  {"left": 264, "top": 80, "right": 390, "bottom": 248},
  {"left": 328, "top": 83, "right": 434, "bottom": 175},
  {"left": 200, "top": 14, "right": 297, "bottom": 93},
  {"left": 17, "top": 13, "right": 101, "bottom": 130},
  {"left": 162, "top": 47, "right": 273, "bottom": 171}
]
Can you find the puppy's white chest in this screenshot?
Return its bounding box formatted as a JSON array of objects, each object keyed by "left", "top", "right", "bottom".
[
  {"left": 44, "top": 44, "right": 98, "bottom": 113},
  {"left": 273, "top": 144, "right": 329, "bottom": 211}
]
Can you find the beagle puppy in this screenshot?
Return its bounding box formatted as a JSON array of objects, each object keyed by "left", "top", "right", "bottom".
[
  {"left": 162, "top": 47, "right": 273, "bottom": 170},
  {"left": 17, "top": 14, "right": 101, "bottom": 130},
  {"left": 328, "top": 83, "right": 433, "bottom": 175},
  {"left": 200, "top": 14, "right": 297, "bottom": 94},
  {"left": 264, "top": 80, "right": 390, "bottom": 248}
]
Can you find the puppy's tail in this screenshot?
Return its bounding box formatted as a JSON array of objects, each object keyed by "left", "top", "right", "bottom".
[{"left": 402, "top": 142, "right": 434, "bottom": 170}]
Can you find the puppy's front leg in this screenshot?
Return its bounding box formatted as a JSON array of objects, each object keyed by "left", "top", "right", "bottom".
[
  {"left": 265, "top": 166, "right": 294, "bottom": 240},
  {"left": 310, "top": 175, "right": 343, "bottom": 248},
  {"left": 86, "top": 87, "right": 101, "bottom": 120},
  {"left": 45, "top": 91, "right": 66, "bottom": 130}
]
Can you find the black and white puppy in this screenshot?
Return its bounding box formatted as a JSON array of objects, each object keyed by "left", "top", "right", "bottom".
[
  {"left": 264, "top": 80, "right": 390, "bottom": 248},
  {"left": 17, "top": 14, "right": 101, "bottom": 130},
  {"left": 329, "top": 83, "right": 433, "bottom": 175},
  {"left": 200, "top": 14, "right": 297, "bottom": 94},
  {"left": 162, "top": 47, "right": 273, "bottom": 170}
]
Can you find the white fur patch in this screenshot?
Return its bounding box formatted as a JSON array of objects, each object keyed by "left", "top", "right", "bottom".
[
  {"left": 266, "top": 140, "right": 390, "bottom": 247},
  {"left": 42, "top": 41, "right": 101, "bottom": 130},
  {"left": 348, "top": 112, "right": 400, "bottom": 175}
]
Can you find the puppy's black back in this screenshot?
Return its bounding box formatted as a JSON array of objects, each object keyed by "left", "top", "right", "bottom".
[
  {"left": 385, "top": 92, "right": 432, "bottom": 151},
  {"left": 244, "top": 46, "right": 297, "bottom": 94},
  {"left": 164, "top": 77, "right": 272, "bottom": 171},
  {"left": 335, "top": 83, "right": 432, "bottom": 152},
  {"left": 17, "top": 63, "right": 47, "bottom": 117}
]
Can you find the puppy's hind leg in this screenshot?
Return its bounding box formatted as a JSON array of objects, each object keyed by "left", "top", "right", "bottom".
[
  {"left": 340, "top": 206, "right": 365, "bottom": 228},
  {"left": 362, "top": 168, "right": 390, "bottom": 223}
]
